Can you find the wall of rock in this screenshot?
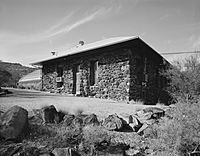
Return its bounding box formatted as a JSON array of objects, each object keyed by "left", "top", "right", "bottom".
[
  {"left": 95, "top": 52, "right": 130, "bottom": 100},
  {"left": 128, "top": 45, "right": 167, "bottom": 104},
  {"left": 42, "top": 44, "right": 168, "bottom": 103},
  {"left": 142, "top": 60, "right": 160, "bottom": 104},
  {"left": 63, "top": 65, "right": 74, "bottom": 94},
  {"left": 42, "top": 63, "right": 57, "bottom": 92},
  {"left": 42, "top": 48, "right": 131, "bottom": 100}
]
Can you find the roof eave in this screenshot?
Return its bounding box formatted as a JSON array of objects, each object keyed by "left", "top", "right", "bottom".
[{"left": 30, "top": 36, "right": 139, "bottom": 66}]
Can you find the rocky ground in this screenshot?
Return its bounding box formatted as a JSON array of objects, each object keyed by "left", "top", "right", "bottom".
[{"left": 0, "top": 88, "right": 172, "bottom": 156}]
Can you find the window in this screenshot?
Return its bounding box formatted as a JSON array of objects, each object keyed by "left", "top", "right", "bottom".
[
  {"left": 90, "top": 61, "right": 98, "bottom": 86},
  {"left": 57, "top": 65, "right": 63, "bottom": 77},
  {"left": 57, "top": 65, "right": 63, "bottom": 88}
]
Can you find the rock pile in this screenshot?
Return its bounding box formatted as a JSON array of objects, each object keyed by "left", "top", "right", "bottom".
[{"left": 0, "top": 105, "right": 167, "bottom": 156}]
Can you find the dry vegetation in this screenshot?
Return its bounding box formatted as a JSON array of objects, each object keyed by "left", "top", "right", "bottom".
[{"left": 1, "top": 56, "right": 200, "bottom": 155}]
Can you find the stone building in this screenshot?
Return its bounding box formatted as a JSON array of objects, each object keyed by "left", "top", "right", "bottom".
[
  {"left": 18, "top": 69, "right": 42, "bottom": 90},
  {"left": 32, "top": 36, "right": 170, "bottom": 104}
]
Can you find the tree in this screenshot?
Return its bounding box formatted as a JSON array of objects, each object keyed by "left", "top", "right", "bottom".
[
  {"left": 164, "top": 55, "right": 200, "bottom": 101},
  {"left": 0, "top": 68, "right": 12, "bottom": 87}
]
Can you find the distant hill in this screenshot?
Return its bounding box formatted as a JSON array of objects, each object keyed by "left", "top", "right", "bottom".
[{"left": 0, "top": 61, "right": 37, "bottom": 87}]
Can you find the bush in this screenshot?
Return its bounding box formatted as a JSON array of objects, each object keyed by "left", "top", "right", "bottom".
[
  {"left": 148, "top": 101, "right": 200, "bottom": 155},
  {"left": 55, "top": 126, "right": 83, "bottom": 148},
  {"left": 164, "top": 55, "right": 200, "bottom": 101},
  {"left": 80, "top": 125, "right": 111, "bottom": 155}
]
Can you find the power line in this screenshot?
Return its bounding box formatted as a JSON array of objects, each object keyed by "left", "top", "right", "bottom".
[{"left": 160, "top": 51, "right": 200, "bottom": 55}]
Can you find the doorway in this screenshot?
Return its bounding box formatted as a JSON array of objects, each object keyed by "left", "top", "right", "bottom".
[{"left": 72, "top": 65, "right": 80, "bottom": 95}]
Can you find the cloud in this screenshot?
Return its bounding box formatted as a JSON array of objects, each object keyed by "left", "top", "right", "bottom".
[
  {"left": 0, "top": 6, "right": 114, "bottom": 45},
  {"left": 45, "top": 11, "right": 76, "bottom": 35},
  {"left": 159, "top": 13, "right": 171, "bottom": 21},
  {"left": 46, "top": 7, "right": 113, "bottom": 38}
]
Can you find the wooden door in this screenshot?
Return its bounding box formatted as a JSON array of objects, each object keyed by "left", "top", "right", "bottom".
[{"left": 72, "top": 65, "right": 80, "bottom": 95}]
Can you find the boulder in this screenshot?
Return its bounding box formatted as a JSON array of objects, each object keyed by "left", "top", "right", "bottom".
[
  {"left": 142, "top": 107, "right": 165, "bottom": 119},
  {"left": 72, "top": 116, "right": 83, "bottom": 128},
  {"left": 137, "top": 123, "right": 149, "bottom": 135},
  {"left": 103, "top": 114, "right": 125, "bottom": 131},
  {"left": 28, "top": 109, "right": 43, "bottom": 124},
  {"left": 136, "top": 111, "right": 153, "bottom": 123},
  {"left": 0, "top": 105, "right": 28, "bottom": 141},
  {"left": 52, "top": 148, "right": 80, "bottom": 156},
  {"left": 54, "top": 111, "right": 66, "bottom": 124},
  {"left": 125, "top": 148, "right": 140, "bottom": 156},
  {"left": 128, "top": 115, "right": 142, "bottom": 132},
  {"left": 136, "top": 107, "right": 165, "bottom": 124},
  {"left": 63, "top": 114, "right": 75, "bottom": 126},
  {"left": 41, "top": 105, "right": 57, "bottom": 123},
  {"left": 83, "top": 114, "right": 99, "bottom": 126},
  {"left": 145, "top": 119, "right": 156, "bottom": 125}
]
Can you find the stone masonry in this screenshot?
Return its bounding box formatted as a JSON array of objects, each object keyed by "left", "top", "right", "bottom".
[{"left": 42, "top": 42, "right": 168, "bottom": 104}]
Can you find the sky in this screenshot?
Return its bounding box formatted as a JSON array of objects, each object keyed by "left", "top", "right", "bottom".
[{"left": 0, "top": 0, "right": 200, "bottom": 66}]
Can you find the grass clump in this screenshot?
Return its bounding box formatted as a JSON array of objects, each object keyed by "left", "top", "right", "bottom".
[
  {"left": 80, "top": 125, "right": 111, "bottom": 155},
  {"left": 148, "top": 101, "right": 200, "bottom": 156}
]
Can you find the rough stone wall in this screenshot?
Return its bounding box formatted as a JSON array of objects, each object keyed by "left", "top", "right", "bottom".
[
  {"left": 42, "top": 48, "right": 131, "bottom": 101},
  {"left": 63, "top": 64, "right": 73, "bottom": 94},
  {"left": 128, "top": 49, "right": 165, "bottom": 104},
  {"left": 79, "top": 60, "right": 90, "bottom": 96},
  {"left": 42, "top": 63, "right": 57, "bottom": 91},
  {"left": 94, "top": 51, "right": 130, "bottom": 101},
  {"left": 141, "top": 59, "right": 160, "bottom": 104},
  {"left": 129, "top": 53, "right": 143, "bottom": 102},
  {"left": 42, "top": 46, "right": 167, "bottom": 103}
]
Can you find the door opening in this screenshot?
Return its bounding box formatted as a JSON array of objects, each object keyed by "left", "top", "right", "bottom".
[{"left": 72, "top": 65, "right": 80, "bottom": 95}]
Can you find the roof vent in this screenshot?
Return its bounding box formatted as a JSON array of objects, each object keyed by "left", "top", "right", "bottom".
[
  {"left": 79, "top": 41, "right": 84, "bottom": 46},
  {"left": 51, "top": 51, "right": 56, "bottom": 56},
  {"left": 51, "top": 51, "right": 58, "bottom": 56}
]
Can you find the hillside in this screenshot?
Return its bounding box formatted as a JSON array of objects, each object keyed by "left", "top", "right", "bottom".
[{"left": 0, "top": 61, "right": 37, "bottom": 87}]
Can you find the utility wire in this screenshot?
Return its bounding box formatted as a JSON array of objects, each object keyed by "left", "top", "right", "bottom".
[{"left": 160, "top": 51, "right": 200, "bottom": 55}]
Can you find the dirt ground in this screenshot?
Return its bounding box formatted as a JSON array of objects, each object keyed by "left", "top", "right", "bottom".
[{"left": 0, "top": 88, "right": 165, "bottom": 120}]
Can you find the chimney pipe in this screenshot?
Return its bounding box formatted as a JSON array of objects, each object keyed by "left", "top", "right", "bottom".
[{"left": 51, "top": 51, "right": 56, "bottom": 56}]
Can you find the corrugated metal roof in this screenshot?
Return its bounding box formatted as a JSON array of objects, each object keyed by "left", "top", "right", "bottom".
[
  {"left": 31, "top": 36, "right": 138, "bottom": 65},
  {"left": 19, "top": 69, "right": 41, "bottom": 82}
]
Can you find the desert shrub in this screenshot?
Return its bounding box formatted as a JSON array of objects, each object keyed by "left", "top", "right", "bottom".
[
  {"left": 56, "top": 125, "right": 83, "bottom": 148},
  {"left": 28, "top": 123, "right": 57, "bottom": 140},
  {"left": 80, "top": 125, "right": 111, "bottom": 155},
  {"left": 164, "top": 55, "right": 200, "bottom": 101},
  {"left": 148, "top": 101, "right": 200, "bottom": 156},
  {"left": 25, "top": 123, "right": 83, "bottom": 152}
]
